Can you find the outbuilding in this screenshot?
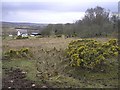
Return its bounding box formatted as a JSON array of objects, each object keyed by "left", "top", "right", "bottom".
[{"left": 15, "top": 28, "right": 28, "bottom": 37}]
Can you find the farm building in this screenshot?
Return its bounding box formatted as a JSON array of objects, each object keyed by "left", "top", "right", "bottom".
[
  {"left": 15, "top": 28, "right": 28, "bottom": 37},
  {"left": 31, "top": 33, "right": 41, "bottom": 36},
  {"left": 15, "top": 27, "right": 41, "bottom": 37}
]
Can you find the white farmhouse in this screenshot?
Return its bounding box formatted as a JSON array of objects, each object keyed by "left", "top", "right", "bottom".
[
  {"left": 16, "top": 28, "right": 28, "bottom": 37},
  {"left": 17, "top": 30, "right": 21, "bottom": 36}
]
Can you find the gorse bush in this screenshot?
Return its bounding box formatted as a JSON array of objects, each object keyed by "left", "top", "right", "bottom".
[
  {"left": 66, "top": 39, "right": 119, "bottom": 70},
  {"left": 4, "top": 48, "right": 30, "bottom": 59}
]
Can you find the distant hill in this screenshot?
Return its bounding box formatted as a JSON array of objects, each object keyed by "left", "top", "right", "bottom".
[
  {"left": 2, "top": 22, "right": 48, "bottom": 29},
  {"left": 2, "top": 22, "right": 48, "bottom": 35}
]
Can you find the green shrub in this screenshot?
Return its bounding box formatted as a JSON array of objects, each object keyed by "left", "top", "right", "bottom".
[
  {"left": 56, "top": 35, "right": 62, "bottom": 37},
  {"left": 16, "top": 35, "right": 28, "bottom": 39},
  {"left": 36, "top": 35, "right": 43, "bottom": 38},
  {"left": 66, "top": 39, "right": 119, "bottom": 70}
]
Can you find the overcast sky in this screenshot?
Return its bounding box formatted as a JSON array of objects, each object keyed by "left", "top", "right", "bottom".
[{"left": 1, "top": 0, "right": 119, "bottom": 24}]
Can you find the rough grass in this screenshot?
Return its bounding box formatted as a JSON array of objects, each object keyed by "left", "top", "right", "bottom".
[
  {"left": 2, "top": 37, "right": 118, "bottom": 88},
  {"left": 3, "top": 37, "right": 77, "bottom": 50},
  {"left": 3, "top": 37, "right": 115, "bottom": 51},
  {"left": 2, "top": 58, "right": 118, "bottom": 88}
]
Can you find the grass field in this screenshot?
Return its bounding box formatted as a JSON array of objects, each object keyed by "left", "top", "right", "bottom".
[{"left": 2, "top": 37, "right": 118, "bottom": 88}]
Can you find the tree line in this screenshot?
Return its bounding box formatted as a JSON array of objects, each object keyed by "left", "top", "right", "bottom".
[{"left": 41, "top": 6, "right": 118, "bottom": 38}]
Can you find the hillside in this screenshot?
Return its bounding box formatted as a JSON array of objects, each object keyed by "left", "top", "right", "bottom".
[{"left": 2, "top": 22, "right": 48, "bottom": 35}]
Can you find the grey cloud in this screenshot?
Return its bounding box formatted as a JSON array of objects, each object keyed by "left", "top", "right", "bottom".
[
  {"left": 2, "top": 2, "right": 118, "bottom": 13},
  {"left": 2, "top": 1, "right": 118, "bottom": 22}
]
